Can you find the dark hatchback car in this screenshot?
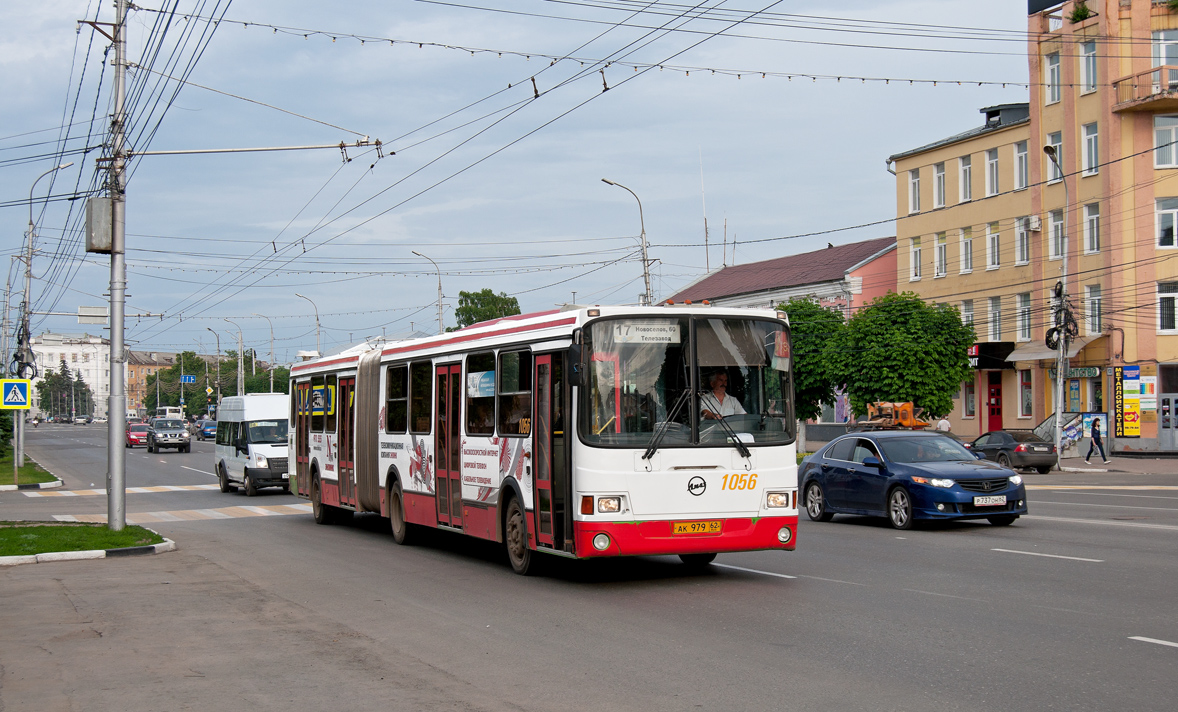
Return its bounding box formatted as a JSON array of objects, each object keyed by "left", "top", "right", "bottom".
[
  {"left": 801, "top": 430, "right": 1028, "bottom": 529},
  {"left": 969, "top": 430, "right": 1056, "bottom": 474}
]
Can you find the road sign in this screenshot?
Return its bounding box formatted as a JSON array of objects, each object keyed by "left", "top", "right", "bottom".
[
  {"left": 1, "top": 380, "right": 31, "bottom": 410},
  {"left": 206, "top": 386, "right": 213, "bottom": 395},
  {"left": 181, "top": 375, "right": 196, "bottom": 384}
]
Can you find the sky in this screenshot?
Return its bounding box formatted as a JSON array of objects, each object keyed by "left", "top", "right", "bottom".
[{"left": 1, "top": 0, "right": 1033, "bottom": 363}]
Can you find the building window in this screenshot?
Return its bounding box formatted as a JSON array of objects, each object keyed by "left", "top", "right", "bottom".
[
  {"left": 908, "top": 169, "right": 920, "bottom": 213},
  {"left": 1155, "top": 116, "right": 1178, "bottom": 167},
  {"left": 961, "top": 299, "right": 974, "bottom": 327},
  {"left": 1084, "top": 203, "right": 1100, "bottom": 253},
  {"left": 910, "top": 237, "right": 922, "bottom": 280},
  {"left": 1080, "top": 41, "right": 1097, "bottom": 93},
  {"left": 989, "top": 296, "right": 1002, "bottom": 342},
  {"left": 960, "top": 227, "right": 973, "bottom": 273},
  {"left": 959, "top": 156, "right": 972, "bottom": 202},
  {"left": 934, "top": 233, "right": 947, "bottom": 277},
  {"left": 1050, "top": 210, "right": 1065, "bottom": 259},
  {"left": 963, "top": 380, "right": 976, "bottom": 418},
  {"left": 1015, "top": 217, "right": 1030, "bottom": 265},
  {"left": 933, "top": 162, "right": 945, "bottom": 208},
  {"left": 1046, "top": 52, "right": 1061, "bottom": 104},
  {"left": 986, "top": 222, "right": 1000, "bottom": 270},
  {"left": 1017, "top": 292, "right": 1031, "bottom": 342},
  {"left": 1153, "top": 30, "right": 1178, "bottom": 68},
  {"left": 1160, "top": 282, "right": 1178, "bottom": 332},
  {"left": 1083, "top": 123, "right": 1099, "bottom": 176},
  {"left": 1014, "top": 141, "right": 1028, "bottom": 190},
  {"left": 1158, "top": 198, "right": 1178, "bottom": 248},
  {"left": 1047, "top": 132, "right": 1063, "bottom": 182},
  {"left": 985, "top": 148, "right": 999, "bottom": 196},
  {"left": 1019, "top": 370, "right": 1033, "bottom": 417},
  {"left": 1086, "top": 285, "right": 1102, "bottom": 335}
]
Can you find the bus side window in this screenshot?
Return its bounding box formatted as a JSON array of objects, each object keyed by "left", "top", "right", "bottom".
[
  {"left": 409, "top": 362, "right": 432, "bottom": 434},
  {"left": 311, "top": 375, "right": 325, "bottom": 431},
  {"left": 325, "top": 374, "right": 337, "bottom": 433},
  {"left": 386, "top": 365, "right": 408, "bottom": 433},
  {"left": 498, "top": 351, "right": 532, "bottom": 436},
  {"left": 466, "top": 351, "right": 495, "bottom": 435}
]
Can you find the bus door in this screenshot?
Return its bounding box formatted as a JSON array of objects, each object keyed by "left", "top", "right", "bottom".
[
  {"left": 533, "top": 353, "right": 566, "bottom": 548},
  {"left": 295, "top": 381, "right": 311, "bottom": 497},
  {"left": 338, "top": 377, "right": 356, "bottom": 507},
  {"left": 435, "top": 364, "right": 463, "bottom": 528}
]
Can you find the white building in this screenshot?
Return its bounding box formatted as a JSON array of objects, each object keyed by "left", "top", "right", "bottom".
[{"left": 29, "top": 332, "right": 124, "bottom": 418}]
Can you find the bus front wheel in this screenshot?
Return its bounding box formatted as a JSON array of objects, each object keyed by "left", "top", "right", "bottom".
[
  {"left": 311, "top": 476, "right": 332, "bottom": 525},
  {"left": 504, "top": 497, "right": 534, "bottom": 576},
  {"left": 388, "top": 479, "right": 413, "bottom": 545}
]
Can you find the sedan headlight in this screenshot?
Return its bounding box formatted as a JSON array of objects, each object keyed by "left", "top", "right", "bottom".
[
  {"left": 254, "top": 454, "right": 268, "bottom": 468},
  {"left": 1008, "top": 474, "right": 1023, "bottom": 486},
  {"left": 597, "top": 496, "right": 621, "bottom": 513},
  {"left": 766, "top": 492, "right": 790, "bottom": 508},
  {"left": 912, "top": 476, "right": 955, "bottom": 488}
]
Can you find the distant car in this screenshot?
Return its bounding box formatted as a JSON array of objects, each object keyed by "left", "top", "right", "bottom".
[
  {"left": 125, "top": 423, "right": 149, "bottom": 448},
  {"left": 969, "top": 430, "right": 1057, "bottom": 474},
  {"left": 198, "top": 420, "right": 217, "bottom": 441},
  {"left": 800, "top": 430, "right": 1029, "bottom": 529},
  {"left": 94, "top": 416, "right": 108, "bottom": 424},
  {"left": 146, "top": 418, "right": 191, "bottom": 453}
]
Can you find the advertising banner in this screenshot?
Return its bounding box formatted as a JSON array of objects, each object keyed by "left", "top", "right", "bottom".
[
  {"left": 1123, "top": 366, "right": 1141, "bottom": 437},
  {"left": 1113, "top": 367, "right": 1124, "bottom": 437},
  {"left": 1082, "top": 413, "right": 1108, "bottom": 439}
]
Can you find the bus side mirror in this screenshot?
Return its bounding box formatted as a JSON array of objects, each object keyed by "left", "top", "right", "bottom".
[{"left": 568, "top": 343, "right": 584, "bottom": 388}]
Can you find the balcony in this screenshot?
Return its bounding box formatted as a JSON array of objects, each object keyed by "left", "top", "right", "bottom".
[{"left": 1113, "top": 66, "right": 1178, "bottom": 113}]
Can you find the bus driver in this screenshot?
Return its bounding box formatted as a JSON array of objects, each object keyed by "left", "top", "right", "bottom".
[{"left": 700, "top": 371, "right": 745, "bottom": 420}]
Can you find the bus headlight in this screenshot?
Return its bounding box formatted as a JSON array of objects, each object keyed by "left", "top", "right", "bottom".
[
  {"left": 254, "top": 454, "right": 268, "bottom": 468},
  {"left": 597, "top": 496, "right": 621, "bottom": 513},
  {"left": 766, "top": 492, "right": 789, "bottom": 508},
  {"left": 592, "top": 533, "right": 611, "bottom": 551}
]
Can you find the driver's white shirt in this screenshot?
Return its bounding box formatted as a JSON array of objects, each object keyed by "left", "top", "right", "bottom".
[{"left": 700, "top": 391, "right": 746, "bottom": 418}]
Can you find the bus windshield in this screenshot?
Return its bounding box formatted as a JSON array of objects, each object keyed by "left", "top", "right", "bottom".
[
  {"left": 246, "top": 419, "right": 288, "bottom": 444},
  {"left": 580, "top": 316, "right": 793, "bottom": 448}
]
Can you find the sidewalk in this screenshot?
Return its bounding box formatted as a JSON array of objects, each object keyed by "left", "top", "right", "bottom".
[{"left": 1057, "top": 455, "right": 1178, "bottom": 476}]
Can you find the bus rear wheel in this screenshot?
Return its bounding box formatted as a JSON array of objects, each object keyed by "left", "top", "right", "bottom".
[
  {"left": 504, "top": 497, "right": 534, "bottom": 575},
  {"left": 388, "top": 479, "right": 413, "bottom": 545},
  {"left": 311, "top": 476, "right": 332, "bottom": 525}
]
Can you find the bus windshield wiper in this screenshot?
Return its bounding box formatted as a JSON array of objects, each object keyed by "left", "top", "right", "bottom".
[
  {"left": 642, "top": 388, "right": 692, "bottom": 461},
  {"left": 707, "top": 408, "right": 752, "bottom": 459}
]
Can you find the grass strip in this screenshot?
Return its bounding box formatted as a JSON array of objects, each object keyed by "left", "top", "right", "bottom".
[
  {"left": 0, "top": 522, "right": 163, "bottom": 556},
  {"left": 0, "top": 453, "right": 57, "bottom": 486}
]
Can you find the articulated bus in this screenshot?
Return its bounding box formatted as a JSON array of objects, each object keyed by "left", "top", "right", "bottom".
[{"left": 290, "top": 304, "right": 798, "bottom": 574}]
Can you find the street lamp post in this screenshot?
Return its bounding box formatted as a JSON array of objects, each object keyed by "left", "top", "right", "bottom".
[
  {"left": 225, "top": 319, "right": 244, "bottom": 396},
  {"left": 206, "top": 327, "right": 222, "bottom": 409},
  {"left": 253, "top": 313, "right": 275, "bottom": 393},
  {"left": 14, "top": 162, "right": 74, "bottom": 480},
  {"left": 295, "top": 293, "right": 321, "bottom": 355},
  {"left": 412, "top": 251, "right": 444, "bottom": 335},
  {"left": 1044, "top": 144, "right": 1070, "bottom": 472},
  {"left": 602, "top": 178, "right": 653, "bottom": 306}
]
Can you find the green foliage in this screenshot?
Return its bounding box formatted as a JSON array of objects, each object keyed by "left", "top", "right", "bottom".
[
  {"left": 453, "top": 288, "right": 521, "bottom": 328},
  {"left": 826, "top": 292, "right": 976, "bottom": 418},
  {"left": 1068, "top": 1, "right": 1093, "bottom": 23},
  {"left": 1171, "top": 0, "right": 1178, "bottom": 13},
  {"left": 146, "top": 350, "right": 290, "bottom": 414},
  {"left": 0, "top": 412, "right": 11, "bottom": 460},
  {"left": 34, "top": 359, "right": 94, "bottom": 417},
  {"left": 779, "top": 297, "right": 845, "bottom": 422}
]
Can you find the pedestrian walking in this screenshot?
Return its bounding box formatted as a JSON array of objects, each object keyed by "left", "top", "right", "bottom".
[
  {"left": 936, "top": 415, "right": 951, "bottom": 432},
  {"left": 1085, "top": 418, "right": 1110, "bottom": 464}
]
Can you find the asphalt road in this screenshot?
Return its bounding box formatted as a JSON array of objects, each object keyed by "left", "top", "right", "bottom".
[{"left": 1, "top": 424, "right": 1175, "bottom": 711}]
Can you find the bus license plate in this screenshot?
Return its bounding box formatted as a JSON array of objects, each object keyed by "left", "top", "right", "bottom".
[
  {"left": 672, "top": 520, "right": 722, "bottom": 535},
  {"left": 973, "top": 495, "right": 1006, "bottom": 507}
]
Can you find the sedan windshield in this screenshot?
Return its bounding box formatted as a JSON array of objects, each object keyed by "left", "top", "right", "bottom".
[
  {"left": 580, "top": 316, "right": 793, "bottom": 447},
  {"left": 878, "top": 436, "right": 977, "bottom": 463}
]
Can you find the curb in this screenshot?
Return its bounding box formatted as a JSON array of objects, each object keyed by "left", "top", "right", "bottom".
[
  {"left": 0, "top": 478, "right": 64, "bottom": 492},
  {"left": 1061, "top": 466, "right": 1110, "bottom": 473},
  {"left": 0, "top": 531, "right": 176, "bottom": 568}
]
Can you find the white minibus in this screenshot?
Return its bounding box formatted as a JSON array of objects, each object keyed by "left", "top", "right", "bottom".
[{"left": 214, "top": 393, "right": 290, "bottom": 496}]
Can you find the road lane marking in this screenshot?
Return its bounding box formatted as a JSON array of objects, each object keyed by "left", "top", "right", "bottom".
[
  {"left": 53, "top": 503, "right": 312, "bottom": 524},
  {"left": 795, "top": 574, "right": 866, "bottom": 586},
  {"left": 1032, "top": 500, "right": 1178, "bottom": 512},
  {"left": 1026, "top": 515, "right": 1178, "bottom": 531},
  {"left": 1129, "top": 636, "right": 1178, "bottom": 649},
  {"left": 1027, "top": 485, "right": 1178, "bottom": 491},
  {"left": 181, "top": 466, "right": 215, "bottom": 477},
  {"left": 25, "top": 484, "right": 219, "bottom": 497},
  {"left": 713, "top": 563, "right": 797, "bottom": 579},
  {"left": 1058, "top": 492, "right": 1178, "bottom": 501},
  {"left": 992, "top": 548, "right": 1104, "bottom": 562},
  {"left": 903, "top": 589, "right": 989, "bottom": 603}
]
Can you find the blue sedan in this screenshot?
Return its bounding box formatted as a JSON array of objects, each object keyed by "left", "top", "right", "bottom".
[{"left": 800, "top": 430, "right": 1028, "bottom": 529}]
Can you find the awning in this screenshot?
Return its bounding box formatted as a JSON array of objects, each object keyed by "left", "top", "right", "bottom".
[{"left": 1006, "top": 334, "right": 1105, "bottom": 362}]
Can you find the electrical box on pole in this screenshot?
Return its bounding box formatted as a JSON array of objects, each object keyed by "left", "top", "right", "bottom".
[{"left": 85, "top": 197, "right": 112, "bottom": 254}]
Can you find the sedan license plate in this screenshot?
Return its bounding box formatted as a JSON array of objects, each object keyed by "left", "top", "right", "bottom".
[
  {"left": 973, "top": 495, "right": 1007, "bottom": 507},
  {"left": 672, "top": 520, "right": 722, "bottom": 535},
  {"left": 1033, "top": 446, "right": 1048, "bottom": 452}
]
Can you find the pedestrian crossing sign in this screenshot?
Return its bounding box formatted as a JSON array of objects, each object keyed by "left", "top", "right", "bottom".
[{"left": 1, "top": 380, "right": 31, "bottom": 410}]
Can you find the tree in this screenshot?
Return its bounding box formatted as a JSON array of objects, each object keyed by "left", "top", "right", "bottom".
[
  {"left": 453, "top": 289, "right": 521, "bottom": 329},
  {"left": 779, "top": 297, "right": 845, "bottom": 422},
  {"left": 826, "top": 292, "right": 976, "bottom": 418}
]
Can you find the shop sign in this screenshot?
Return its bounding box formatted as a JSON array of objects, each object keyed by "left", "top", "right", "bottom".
[
  {"left": 1123, "top": 366, "right": 1141, "bottom": 437},
  {"left": 1049, "top": 367, "right": 1101, "bottom": 379},
  {"left": 968, "top": 342, "right": 1015, "bottom": 370},
  {"left": 1113, "top": 367, "right": 1124, "bottom": 437}
]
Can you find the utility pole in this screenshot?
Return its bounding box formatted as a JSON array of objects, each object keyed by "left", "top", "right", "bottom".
[
  {"left": 1045, "top": 145, "right": 1072, "bottom": 472},
  {"left": 206, "top": 328, "right": 222, "bottom": 412},
  {"left": 253, "top": 313, "right": 274, "bottom": 392},
  {"left": 226, "top": 318, "right": 244, "bottom": 396},
  {"left": 601, "top": 179, "right": 652, "bottom": 306},
  {"left": 412, "top": 252, "right": 444, "bottom": 334}
]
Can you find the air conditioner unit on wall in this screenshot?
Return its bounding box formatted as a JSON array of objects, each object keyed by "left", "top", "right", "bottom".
[{"left": 1028, "top": 215, "right": 1042, "bottom": 231}]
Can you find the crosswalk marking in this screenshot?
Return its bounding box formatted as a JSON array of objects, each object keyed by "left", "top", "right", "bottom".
[
  {"left": 25, "top": 484, "right": 219, "bottom": 497},
  {"left": 53, "top": 503, "right": 312, "bottom": 524}
]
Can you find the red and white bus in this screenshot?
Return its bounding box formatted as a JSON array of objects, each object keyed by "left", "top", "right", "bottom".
[{"left": 290, "top": 304, "right": 798, "bottom": 574}]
